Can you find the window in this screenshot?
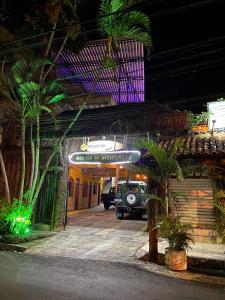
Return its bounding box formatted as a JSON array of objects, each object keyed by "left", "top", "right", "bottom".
[
  {"left": 82, "top": 181, "right": 88, "bottom": 197},
  {"left": 93, "top": 183, "right": 97, "bottom": 195},
  {"left": 68, "top": 180, "right": 74, "bottom": 197}
]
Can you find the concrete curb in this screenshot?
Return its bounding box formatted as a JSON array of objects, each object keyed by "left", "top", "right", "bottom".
[
  {"left": 0, "top": 232, "right": 57, "bottom": 253},
  {"left": 135, "top": 245, "right": 225, "bottom": 287},
  {"left": 133, "top": 260, "right": 225, "bottom": 287},
  {"left": 0, "top": 243, "right": 27, "bottom": 252}
]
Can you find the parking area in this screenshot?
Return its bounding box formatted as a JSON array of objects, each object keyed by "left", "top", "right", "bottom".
[{"left": 25, "top": 206, "right": 148, "bottom": 263}]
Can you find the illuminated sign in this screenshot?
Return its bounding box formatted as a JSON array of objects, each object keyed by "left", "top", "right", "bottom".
[
  {"left": 69, "top": 150, "right": 140, "bottom": 165},
  {"left": 208, "top": 101, "right": 225, "bottom": 130},
  {"left": 80, "top": 140, "right": 124, "bottom": 152}
]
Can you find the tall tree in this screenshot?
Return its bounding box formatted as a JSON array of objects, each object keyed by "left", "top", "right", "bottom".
[{"left": 138, "top": 138, "right": 183, "bottom": 262}]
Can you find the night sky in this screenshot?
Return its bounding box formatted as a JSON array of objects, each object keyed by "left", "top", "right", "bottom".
[
  {"left": 2, "top": 0, "right": 225, "bottom": 112},
  {"left": 146, "top": 0, "right": 225, "bottom": 112}
]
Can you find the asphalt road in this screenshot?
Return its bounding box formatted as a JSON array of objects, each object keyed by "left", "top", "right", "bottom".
[{"left": 0, "top": 252, "right": 224, "bottom": 300}]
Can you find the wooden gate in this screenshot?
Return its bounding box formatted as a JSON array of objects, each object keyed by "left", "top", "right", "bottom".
[{"left": 35, "top": 169, "right": 59, "bottom": 227}]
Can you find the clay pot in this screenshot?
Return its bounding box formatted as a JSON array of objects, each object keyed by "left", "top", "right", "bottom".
[{"left": 165, "top": 248, "right": 187, "bottom": 271}]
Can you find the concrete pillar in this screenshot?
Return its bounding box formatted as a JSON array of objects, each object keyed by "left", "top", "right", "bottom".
[{"left": 115, "top": 166, "right": 120, "bottom": 193}]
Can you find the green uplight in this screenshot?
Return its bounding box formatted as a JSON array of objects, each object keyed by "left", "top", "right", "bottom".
[{"left": 5, "top": 201, "right": 32, "bottom": 237}]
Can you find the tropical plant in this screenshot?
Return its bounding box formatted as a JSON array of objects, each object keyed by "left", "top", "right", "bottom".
[
  {"left": 213, "top": 195, "right": 225, "bottom": 243},
  {"left": 0, "top": 58, "right": 66, "bottom": 202},
  {"left": 98, "top": 0, "right": 151, "bottom": 71},
  {"left": 190, "top": 111, "right": 211, "bottom": 127},
  {"left": 159, "top": 216, "right": 194, "bottom": 251},
  {"left": 0, "top": 57, "right": 85, "bottom": 235},
  {"left": 5, "top": 200, "right": 32, "bottom": 236},
  {"left": 98, "top": 0, "right": 151, "bottom": 54},
  {"left": 137, "top": 138, "right": 184, "bottom": 215}
]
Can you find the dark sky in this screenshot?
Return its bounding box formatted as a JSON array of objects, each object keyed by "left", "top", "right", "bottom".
[
  {"left": 146, "top": 0, "right": 225, "bottom": 112},
  {"left": 2, "top": 0, "right": 225, "bottom": 112}
]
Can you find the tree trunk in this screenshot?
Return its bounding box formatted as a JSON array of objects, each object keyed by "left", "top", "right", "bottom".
[
  {"left": 29, "top": 124, "right": 35, "bottom": 190},
  {"left": 0, "top": 150, "right": 11, "bottom": 204},
  {"left": 148, "top": 199, "right": 158, "bottom": 263},
  {"left": 19, "top": 118, "right": 26, "bottom": 203},
  {"left": 0, "top": 127, "right": 10, "bottom": 203},
  {"left": 53, "top": 165, "right": 67, "bottom": 230},
  {"left": 31, "top": 103, "right": 85, "bottom": 208},
  {"left": 43, "top": 32, "right": 69, "bottom": 81},
  {"left": 29, "top": 114, "right": 40, "bottom": 203},
  {"left": 165, "top": 181, "right": 169, "bottom": 216},
  {"left": 39, "top": 13, "right": 59, "bottom": 82}
]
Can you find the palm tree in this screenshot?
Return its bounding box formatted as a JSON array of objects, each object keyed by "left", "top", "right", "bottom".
[
  {"left": 0, "top": 56, "right": 86, "bottom": 235},
  {"left": 0, "top": 58, "right": 66, "bottom": 204},
  {"left": 138, "top": 138, "right": 183, "bottom": 215},
  {"left": 98, "top": 0, "right": 152, "bottom": 56},
  {"left": 137, "top": 138, "right": 183, "bottom": 262}
]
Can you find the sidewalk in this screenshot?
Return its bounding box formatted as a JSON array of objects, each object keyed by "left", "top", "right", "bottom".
[
  {"left": 136, "top": 238, "right": 225, "bottom": 287},
  {"left": 137, "top": 238, "right": 225, "bottom": 261}
]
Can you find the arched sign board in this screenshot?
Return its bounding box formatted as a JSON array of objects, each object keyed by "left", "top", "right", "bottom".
[{"left": 69, "top": 150, "right": 141, "bottom": 165}]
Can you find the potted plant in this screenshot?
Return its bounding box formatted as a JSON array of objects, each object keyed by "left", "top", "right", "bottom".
[{"left": 159, "top": 216, "right": 194, "bottom": 271}]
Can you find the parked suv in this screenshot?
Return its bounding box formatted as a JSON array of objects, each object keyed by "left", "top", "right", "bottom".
[
  {"left": 115, "top": 181, "right": 148, "bottom": 219},
  {"left": 101, "top": 187, "right": 116, "bottom": 210}
]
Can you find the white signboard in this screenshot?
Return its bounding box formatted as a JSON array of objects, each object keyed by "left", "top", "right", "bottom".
[
  {"left": 87, "top": 140, "right": 124, "bottom": 152},
  {"left": 208, "top": 101, "right": 225, "bottom": 130}
]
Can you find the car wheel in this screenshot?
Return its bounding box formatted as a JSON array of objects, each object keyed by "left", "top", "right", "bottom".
[
  {"left": 104, "top": 203, "right": 110, "bottom": 210},
  {"left": 116, "top": 209, "right": 124, "bottom": 220},
  {"left": 117, "top": 212, "right": 124, "bottom": 220}
]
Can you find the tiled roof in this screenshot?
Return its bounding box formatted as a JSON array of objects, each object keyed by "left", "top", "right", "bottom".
[{"left": 158, "top": 133, "right": 225, "bottom": 157}]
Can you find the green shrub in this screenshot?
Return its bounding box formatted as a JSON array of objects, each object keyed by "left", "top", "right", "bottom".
[
  {"left": 159, "top": 216, "right": 194, "bottom": 251},
  {"left": 5, "top": 200, "right": 32, "bottom": 236},
  {"left": 214, "top": 216, "right": 225, "bottom": 243}
]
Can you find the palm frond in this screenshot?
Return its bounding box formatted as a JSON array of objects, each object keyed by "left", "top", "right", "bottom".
[
  {"left": 39, "top": 105, "right": 52, "bottom": 114},
  {"left": 175, "top": 161, "right": 184, "bottom": 182},
  {"left": 45, "top": 81, "right": 62, "bottom": 94},
  {"left": 30, "top": 59, "right": 52, "bottom": 75},
  {"left": 149, "top": 194, "right": 166, "bottom": 208},
  {"left": 48, "top": 93, "right": 66, "bottom": 104},
  {"left": 11, "top": 59, "right": 28, "bottom": 84},
  {"left": 98, "top": 0, "right": 151, "bottom": 47},
  {"left": 18, "top": 81, "right": 40, "bottom": 104},
  {"left": 122, "top": 10, "right": 150, "bottom": 30}
]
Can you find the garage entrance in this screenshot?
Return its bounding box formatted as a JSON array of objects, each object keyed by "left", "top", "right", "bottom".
[
  {"left": 66, "top": 140, "right": 147, "bottom": 218},
  {"left": 67, "top": 162, "right": 147, "bottom": 213}
]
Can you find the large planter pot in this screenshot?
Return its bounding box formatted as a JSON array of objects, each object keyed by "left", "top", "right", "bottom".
[{"left": 165, "top": 248, "right": 187, "bottom": 271}]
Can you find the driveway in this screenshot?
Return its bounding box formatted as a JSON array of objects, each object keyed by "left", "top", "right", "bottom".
[{"left": 25, "top": 206, "right": 148, "bottom": 262}]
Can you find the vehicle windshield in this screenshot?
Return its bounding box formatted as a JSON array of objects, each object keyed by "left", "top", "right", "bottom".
[{"left": 120, "top": 184, "right": 146, "bottom": 193}]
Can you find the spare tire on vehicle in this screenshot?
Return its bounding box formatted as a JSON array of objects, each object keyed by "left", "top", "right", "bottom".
[{"left": 124, "top": 192, "right": 140, "bottom": 207}]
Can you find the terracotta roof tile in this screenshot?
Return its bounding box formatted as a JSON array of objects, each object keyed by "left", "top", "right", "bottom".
[{"left": 158, "top": 132, "right": 225, "bottom": 157}]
